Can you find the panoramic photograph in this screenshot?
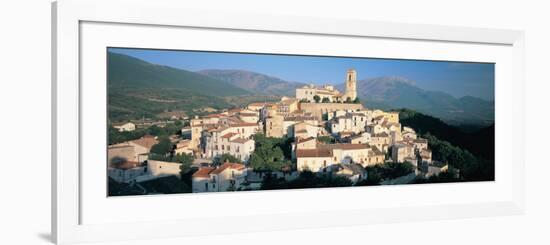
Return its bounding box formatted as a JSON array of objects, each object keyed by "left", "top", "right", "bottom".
[{"left": 107, "top": 47, "right": 495, "bottom": 196}]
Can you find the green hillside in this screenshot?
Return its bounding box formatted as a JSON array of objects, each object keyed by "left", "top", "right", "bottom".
[
  {"left": 107, "top": 52, "right": 251, "bottom": 121},
  {"left": 108, "top": 52, "right": 250, "bottom": 96},
  {"left": 200, "top": 69, "right": 306, "bottom": 96},
  {"left": 397, "top": 108, "right": 494, "bottom": 161},
  {"left": 336, "top": 76, "right": 495, "bottom": 126}
]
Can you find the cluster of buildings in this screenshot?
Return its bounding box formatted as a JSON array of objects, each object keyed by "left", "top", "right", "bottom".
[
  {"left": 107, "top": 135, "right": 184, "bottom": 184},
  {"left": 108, "top": 69, "right": 446, "bottom": 194}
]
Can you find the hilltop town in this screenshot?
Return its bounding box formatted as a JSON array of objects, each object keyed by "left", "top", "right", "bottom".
[{"left": 108, "top": 69, "right": 455, "bottom": 195}]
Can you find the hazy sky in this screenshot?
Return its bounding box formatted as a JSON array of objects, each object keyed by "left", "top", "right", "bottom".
[{"left": 109, "top": 47, "right": 495, "bottom": 100}]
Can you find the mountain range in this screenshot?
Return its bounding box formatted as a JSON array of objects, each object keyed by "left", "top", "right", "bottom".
[
  {"left": 108, "top": 52, "right": 250, "bottom": 97},
  {"left": 199, "top": 69, "right": 306, "bottom": 96},
  {"left": 199, "top": 70, "right": 494, "bottom": 126},
  {"left": 108, "top": 52, "right": 494, "bottom": 126},
  {"left": 337, "top": 76, "right": 494, "bottom": 126}
]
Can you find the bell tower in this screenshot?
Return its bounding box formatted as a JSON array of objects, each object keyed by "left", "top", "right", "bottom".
[{"left": 345, "top": 69, "right": 357, "bottom": 101}]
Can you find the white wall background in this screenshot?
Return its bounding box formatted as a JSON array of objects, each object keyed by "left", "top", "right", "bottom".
[{"left": 0, "top": 0, "right": 548, "bottom": 244}]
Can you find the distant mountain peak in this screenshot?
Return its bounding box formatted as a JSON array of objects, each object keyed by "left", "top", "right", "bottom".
[
  {"left": 199, "top": 69, "right": 306, "bottom": 96},
  {"left": 364, "top": 76, "right": 416, "bottom": 86}
]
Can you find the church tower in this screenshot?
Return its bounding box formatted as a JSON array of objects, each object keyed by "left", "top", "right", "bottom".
[{"left": 345, "top": 69, "right": 357, "bottom": 101}]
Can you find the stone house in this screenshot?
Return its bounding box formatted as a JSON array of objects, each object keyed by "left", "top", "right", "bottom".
[{"left": 191, "top": 163, "right": 247, "bottom": 192}]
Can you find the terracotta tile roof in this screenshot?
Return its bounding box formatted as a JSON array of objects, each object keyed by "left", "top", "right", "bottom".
[
  {"left": 239, "top": 113, "right": 258, "bottom": 117},
  {"left": 296, "top": 148, "right": 333, "bottom": 158},
  {"left": 192, "top": 167, "right": 215, "bottom": 178},
  {"left": 319, "top": 143, "right": 369, "bottom": 150},
  {"left": 374, "top": 132, "right": 389, "bottom": 137},
  {"left": 296, "top": 137, "right": 316, "bottom": 144},
  {"left": 295, "top": 129, "right": 308, "bottom": 134},
  {"left": 210, "top": 163, "right": 246, "bottom": 175},
  {"left": 221, "top": 132, "right": 239, "bottom": 139},
  {"left": 284, "top": 116, "right": 316, "bottom": 122},
  {"left": 230, "top": 122, "right": 259, "bottom": 127},
  {"left": 339, "top": 131, "right": 354, "bottom": 136},
  {"left": 370, "top": 147, "right": 384, "bottom": 156},
  {"left": 228, "top": 108, "right": 243, "bottom": 113},
  {"left": 130, "top": 136, "right": 158, "bottom": 150},
  {"left": 279, "top": 99, "right": 298, "bottom": 105},
  {"left": 230, "top": 138, "right": 252, "bottom": 144}
]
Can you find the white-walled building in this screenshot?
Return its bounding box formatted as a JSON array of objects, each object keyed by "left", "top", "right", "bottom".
[
  {"left": 108, "top": 161, "right": 147, "bottom": 183},
  {"left": 392, "top": 143, "right": 416, "bottom": 164},
  {"left": 191, "top": 163, "right": 247, "bottom": 192},
  {"left": 329, "top": 111, "right": 367, "bottom": 135},
  {"left": 204, "top": 127, "right": 256, "bottom": 162},
  {"left": 296, "top": 143, "right": 371, "bottom": 172},
  {"left": 113, "top": 122, "right": 136, "bottom": 132},
  {"left": 331, "top": 163, "right": 367, "bottom": 184},
  {"left": 293, "top": 121, "right": 325, "bottom": 140}
]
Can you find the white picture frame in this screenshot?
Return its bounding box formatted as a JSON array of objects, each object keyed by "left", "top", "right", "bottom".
[{"left": 52, "top": 0, "right": 525, "bottom": 244}]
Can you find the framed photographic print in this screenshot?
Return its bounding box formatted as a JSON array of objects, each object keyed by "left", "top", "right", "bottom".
[{"left": 52, "top": 0, "right": 525, "bottom": 244}]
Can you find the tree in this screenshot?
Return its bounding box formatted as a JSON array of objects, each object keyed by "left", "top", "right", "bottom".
[
  {"left": 353, "top": 97, "right": 360, "bottom": 104},
  {"left": 321, "top": 97, "right": 330, "bottom": 103},
  {"left": 361, "top": 162, "right": 415, "bottom": 182},
  {"left": 108, "top": 125, "right": 147, "bottom": 145},
  {"left": 317, "top": 136, "right": 335, "bottom": 144},
  {"left": 421, "top": 133, "right": 489, "bottom": 181},
  {"left": 345, "top": 97, "right": 352, "bottom": 103},
  {"left": 175, "top": 153, "right": 193, "bottom": 178},
  {"left": 356, "top": 168, "right": 382, "bottom": 186},
  {"left": 150, "top": 136, "right": 173, "bottom": 156},
  {"left": 313, "top": 95, "right": 321, "bottom": 103},
  {"left": 212, "top": 153, "right": 242, "bottom": 166},
  {"left": 249, "top": 134, "right": 292, "bottom": 172},
  {"left": 261, "top": 170, "right": 353, "bottom": 190}
]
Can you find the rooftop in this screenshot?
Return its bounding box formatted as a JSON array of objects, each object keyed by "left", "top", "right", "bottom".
[
  {"left": 130, "top": 136, "right": 158, "bottom": 149},
  {"left": 192, "top": 167, "right": 216, "bottom": 178},
  {"left": 296, "top": 148, "right": 333, "bottom": 158},
  {"left": 230, "top": 138, "right": 252, "bottom": 144},
  {"left": 210, "top": 162, "right": 246, "bottom": 175}
]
